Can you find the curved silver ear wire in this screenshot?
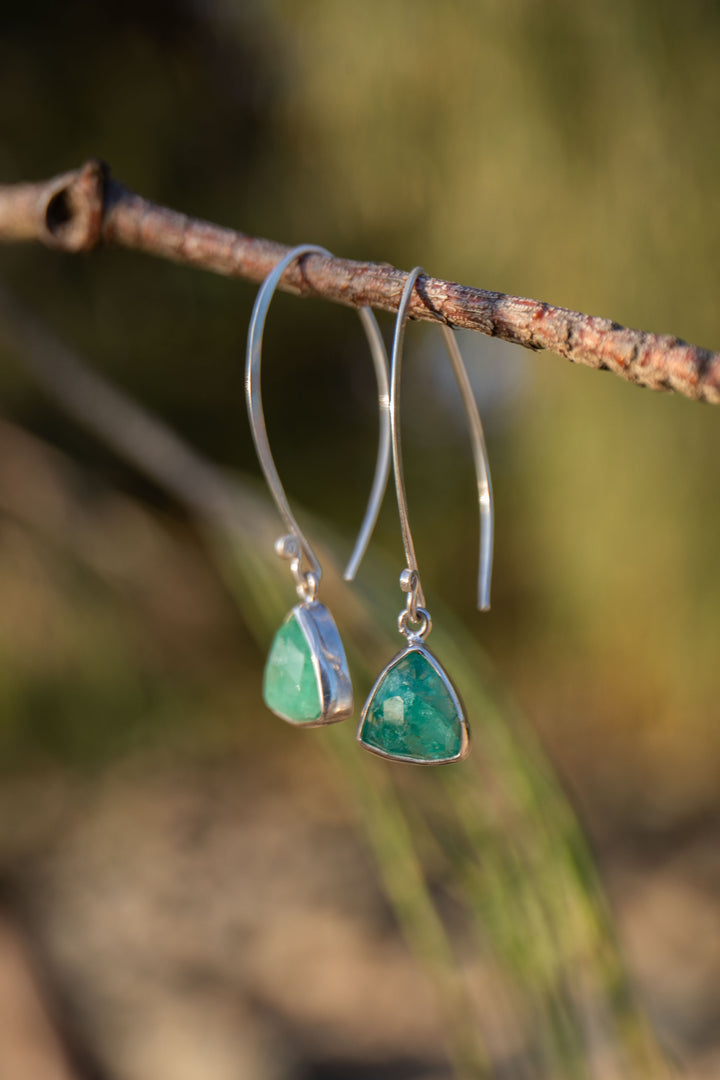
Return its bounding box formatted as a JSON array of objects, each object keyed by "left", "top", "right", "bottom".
[
  {"left": 437, "top": 323, "right": 494, "bottom": 612},
  {"left": 389, "top": 266, "right": 494, "bottom": 614},
  {"left": 245, "top": 244, "right": 391, "bottom": 597},
  {"left": 342, "top": 304, "right": 392, "bottom": 584}
]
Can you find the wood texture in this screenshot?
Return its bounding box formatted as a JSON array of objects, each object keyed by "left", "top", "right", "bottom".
[{"left": 1, "top": 159, "right": 718, "bottom": 404}]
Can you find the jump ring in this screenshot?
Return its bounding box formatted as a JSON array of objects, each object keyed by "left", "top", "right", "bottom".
[
  {"left": 297, "top": 570, "right": 319, "bottom": 602},
  {"left": 398, "top": 605, "right": 432, "bottom": 641}
]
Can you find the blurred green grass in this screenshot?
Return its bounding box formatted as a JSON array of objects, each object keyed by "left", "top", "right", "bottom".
[
  {"left": 0, "top": 1, "right": 718, "bottom": 1073},
  {"left": 1, "top": 1, "right": 718, "bottom": 827}
]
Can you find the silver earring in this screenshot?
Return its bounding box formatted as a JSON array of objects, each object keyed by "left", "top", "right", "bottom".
[
  {"left": 246, "top": 244, "right": 391, "bottom": 726},
  {"left": 356, "top": 267, "right": 494, "bottom": 764}
]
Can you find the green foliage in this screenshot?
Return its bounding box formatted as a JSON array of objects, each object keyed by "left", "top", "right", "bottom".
[
  {"left": 218, "top": 500, "right": 669, "bottom": 1076},
  {"left": 0, "top": 3, "right": 716, "bottom": 1072},
  {"left": 2, "top": 0, "right": 719, "bottom": 823}
]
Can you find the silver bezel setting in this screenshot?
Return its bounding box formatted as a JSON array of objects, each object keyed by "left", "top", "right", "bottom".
[
  {"left": 267, "top": 601, "right": 353, "bottom": 727},
  {"left": 357, "top": 641, "right": 470, "bottom": 765}
]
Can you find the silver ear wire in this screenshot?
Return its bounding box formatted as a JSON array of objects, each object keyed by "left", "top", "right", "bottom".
[
  {"left": 245, "top": 244, "right": 391, "bottom": 594},
  {"left": 388, "top": 267, "right": 494, "bottom": 613},
  {"left": 438, "top": 322, "right": 494, "bottom": 612},
  {"left": 342, "top": 304, "right": 392, "bottom": 582}
]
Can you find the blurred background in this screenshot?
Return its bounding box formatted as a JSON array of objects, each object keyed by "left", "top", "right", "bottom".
[{"left": 0, "top": 1, "right": 718, "bottom": 1077}]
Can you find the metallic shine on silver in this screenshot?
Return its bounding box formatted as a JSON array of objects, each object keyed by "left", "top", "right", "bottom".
[
  {"left": 389, "top": 267, "right": 494, "bottom": 614},
  {"left": 357, "top": 640, "right": 470, "bottom": 765},
  {"left": 355, "top": 266, "right": 494, "bottom": 765},
  {"left": 288, "top": 600, "right": 354, "bottom": 726},
  {"left": 245, "top": 244, "right": 391, "bottom": 596}
]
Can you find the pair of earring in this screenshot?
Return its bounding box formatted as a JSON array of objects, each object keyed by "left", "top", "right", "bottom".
[{"left": 245, "top": 247, "right": 493, "bottom": 766}]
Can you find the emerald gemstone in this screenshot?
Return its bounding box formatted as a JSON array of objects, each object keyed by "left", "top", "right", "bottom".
[
  {"left": 358, "top": 648, "right": 466, "bottom": 763},
  {"left": 263, "top": 612, "right": 322, "bottom": 723}
]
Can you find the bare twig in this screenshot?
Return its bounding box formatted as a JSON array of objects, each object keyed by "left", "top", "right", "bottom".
[{"left": 1, "top": 159, "right": 719, "bottom": 404}]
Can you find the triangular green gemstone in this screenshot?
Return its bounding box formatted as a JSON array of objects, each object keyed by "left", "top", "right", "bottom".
[
  {"left": 359, "top": 649, "right": 465, "bottom": 762},
  {"left": 263, "top": 612, "right": 322, "bottom": 723}
]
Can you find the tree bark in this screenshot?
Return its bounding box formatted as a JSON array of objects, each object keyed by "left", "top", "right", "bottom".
[{"left": 1, "top": 159, "right": 718, "bottom": 405}]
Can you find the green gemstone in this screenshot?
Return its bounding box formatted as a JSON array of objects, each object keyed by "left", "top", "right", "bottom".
[
  {"left": 263, "top": 612, "right": 322, "bottom": 723},
  {"left": 359, "top": 649, "right": 465, "bottom": 762}
]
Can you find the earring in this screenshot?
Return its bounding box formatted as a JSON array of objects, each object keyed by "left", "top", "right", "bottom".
[
  {"left": 356, "top": 267, "right": 494, "bottom": 764},
  {"left": 246, "top": 244, "right": 391, "bottom": 726}
]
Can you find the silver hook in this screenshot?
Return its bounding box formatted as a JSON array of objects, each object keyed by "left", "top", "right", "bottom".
[
  {"left": 389, "top": 267, "right": 494, "bottom": 613},
  {"left": 245, "top": 244, "right": 391, "bottom": 595}
]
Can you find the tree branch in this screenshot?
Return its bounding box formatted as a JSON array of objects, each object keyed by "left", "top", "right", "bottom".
[{"left": 1, "top": 159, "right": 718, "bottom": 405}]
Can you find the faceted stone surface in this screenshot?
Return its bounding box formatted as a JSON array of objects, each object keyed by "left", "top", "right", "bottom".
[
  {"left": 359, "top": 648, "right": 464, "bottom": 762},
  {"left": 263, "top": 613, "right": 322, "bottom": 723}
]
